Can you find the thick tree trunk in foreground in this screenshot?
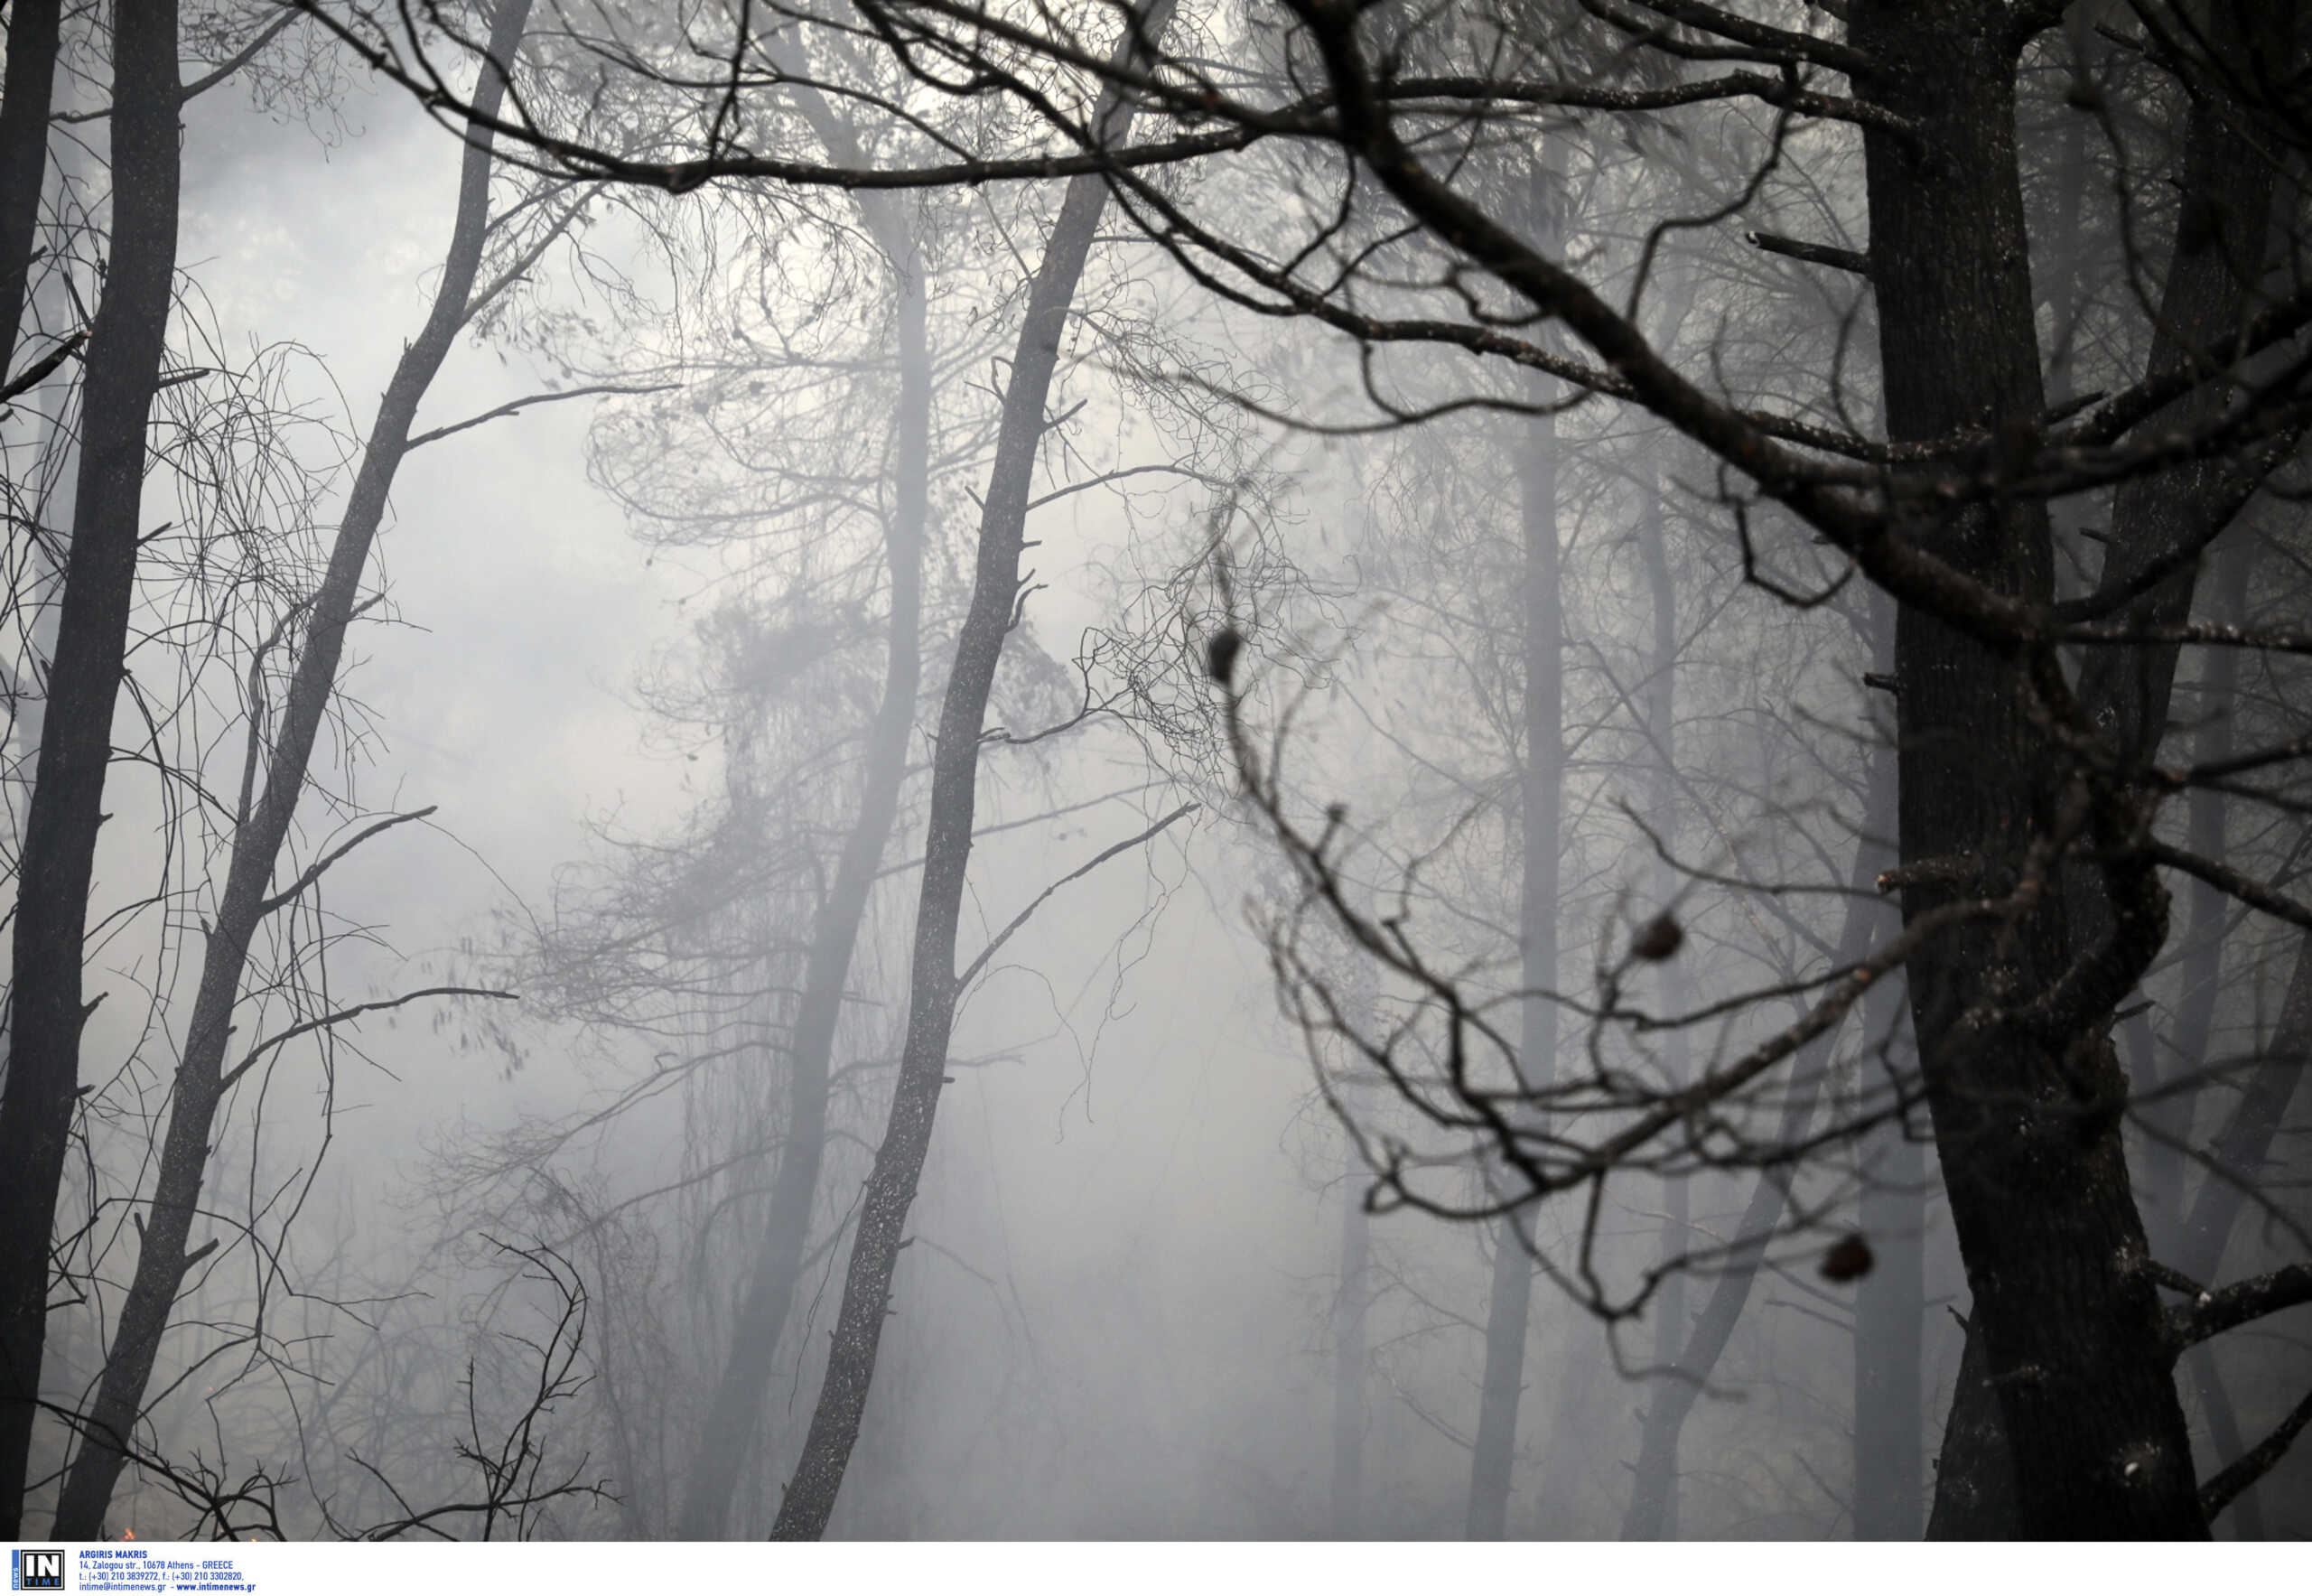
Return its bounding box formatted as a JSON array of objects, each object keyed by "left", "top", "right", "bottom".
[
  {"left": 0, "top": 1, "right": 180, "bottom": 1535},
  {"left": 1934, "top": 931, "right": 2310, "bottom": 1540},
  {"left": 767, "top": 8, "right": 1174, "bottom": 1538},
  {"left": 675, "top": 181, "right": 929, "bottom": 1541},
  {"left": 48, "top": 1, "right": 532, "bottom": 1535},
  {"left": 1858, "top": 0, "right": 2201, "bottom": 1537},
  {"left": 0, "top": 0, "right": 62, "bottom": 388},
  {"left": 1912, "top": 0, "right": 2294, "bottom": 1537},
  {"left": 1925, "top": 1326, "right": 2018, "bottom": 1537}
]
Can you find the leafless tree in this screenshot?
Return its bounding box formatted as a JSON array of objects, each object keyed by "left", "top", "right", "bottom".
[{"left": 278, "top": 0, "right": 2312, "bottom": 1535}]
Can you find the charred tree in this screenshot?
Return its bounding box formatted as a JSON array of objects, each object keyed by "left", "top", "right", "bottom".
[
  {"left": 1910, "top": 0, "right": 2297, "bottom": 1537},
  {"left": 47, "top": 0, "right": 535, "bottom": 1535},
  {"left": 0, "top": 0, "right": 62, "bottom": 391},
  {"left": 1859, "top": 0, "right": 2200, "bottom": 1537},
  {"left": 0, "top": 0, "right": 181, "bottom": 1535},
  {"left": 767, "top": 5, "right": 1177, "bottom": 1539}
]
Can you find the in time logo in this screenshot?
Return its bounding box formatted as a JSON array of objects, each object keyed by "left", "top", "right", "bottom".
[{"left": 11, "top": 1549, "right": 63, "bottom": 1591}]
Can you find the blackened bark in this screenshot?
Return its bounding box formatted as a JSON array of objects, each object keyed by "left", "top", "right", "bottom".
[
  {"left": 766, "top": 6, "right": 1175, "bottom": 1539},
  {"left": 1857, "top": 0, "right": 2202, "bottom": 1537},
  {"left": 1918, "top": 2, "right": 2295, "bottom": 1536},
  {"left": 0, "top": 0, "right": 180, "bottom": 1536},
  {"left": 674, "top": 163, "right": 929, "bottom": 1541},
  {"left": 46, "top": 0, "right": 532, "bottom": 1536},
  {"left": 1925, "top": 1323, "right": 2019, "bottom": 1537},
  {"left": 0, "top": 0, "right": 61, "bottom": 387}
]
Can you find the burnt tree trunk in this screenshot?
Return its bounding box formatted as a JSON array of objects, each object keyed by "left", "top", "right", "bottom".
[
  {"left": 1910, "top": 0, "right": 2295, "bottom": 1538},
  {"left": 0, "top": 0, "right": 180, "bottom": 1536},
  {"left": 675, "top": 153, "right": 930, "bottom": 1540},
  {"left": 1857, "top": 0, "right": 2202, "bottom": 1538},
  {"left": 47, "top": 0, "right": 533, "bottom": 1536},
  {"left": 0, "top": 0, "right": 61, "bottom": 388},
  {"left": 766, "top": 5, "right": 1175, "bottom": 1539}
]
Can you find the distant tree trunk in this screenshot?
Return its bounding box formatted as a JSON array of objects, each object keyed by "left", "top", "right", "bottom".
[
  {"left": 1466, "top": 343, "right": 1561, "bottom": 1543},
  {"left": 1851, "top": 1023, "right": 1925, "bottom": 1539},
  {"left": 0, "top": 0, "right": 181, "bottom": 1537},
  {"left": 1467, "top": 1218, "right": 1534, "bottom": 1539},
  {"left": 1636, "top": 447, "right": 1692, "bottom": 1539},
  {"left": 2144, "top": 539, "right": 2255, "bottom": 1260},
  {"left": 9, "top": 320, "right": 79, "bottom": 781},
  {"left": 1619, "top": 748, "right": 1898, "bottom": 1540},
  {"left": 675, "top": 163, "right": 930, "bottom": 1540},
  {"left": 47, "top": 0, "right": 533, "bottom": 1535},
  {"left": 765, "top": 5, "right": 1175, "bottom": 1539},
  {"left": 0, "top": 0, "right": 61, "bottom": 387},
  {"left": 2034, "top": 4, "right": 2102, "bottom": 418},
  {"left": 2163, "top": 538, "right": 2262, "bottom": 1535},
  {"left": 1329, "top": 1177, "right": 1369, "bottom": 1538},
  {"left": 2177, "top": 929, "right": 2312, "bottom": 1535},
  {"left": 1464, "top": 154, "right": 1566, "bottom": 1541}
]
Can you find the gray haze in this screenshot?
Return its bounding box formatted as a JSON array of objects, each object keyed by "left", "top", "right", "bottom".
[{"left": 6, "top": 0, "right": 2308, "bottom": 1546}]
